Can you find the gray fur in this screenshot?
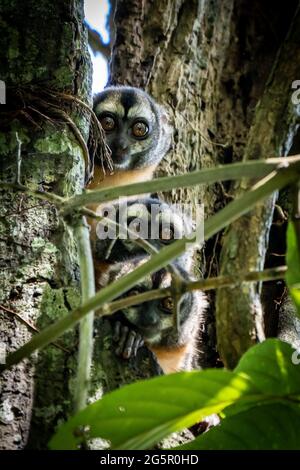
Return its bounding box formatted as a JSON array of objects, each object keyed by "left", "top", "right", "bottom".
[
  {"left": 95, "top": 197, "right": 207, "bottom": 371},
  {"left": 94, "top": 197, "right": 195, "bottom": 270},
  {"left": 100, "top": 261, "right": 207, "bottom": 371},
  {"left": 122, "top": 267, "right": 207, "bottom": 347}
]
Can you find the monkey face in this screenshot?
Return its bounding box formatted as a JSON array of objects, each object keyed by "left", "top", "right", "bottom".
[
  {"left": 117, "top": 269, "right": 196, "bottom": 346},
  {"left": 121, "top": 299, "right": 174, "bottom": 344},
  {"left": 95, "top": 197, "right": 194, "bottom": 270},
  {"left": 94, "top": 87, "right": 172, "bottom": 170},
  {"left": 97, "top": 111, "right": 156, "bottom": 170},
  {"left": 122, "top": 299, "right": 197, "bottom": 346},
  {"left": 121, "top": 270, "right": 174, "bottom": 344},
  {"left": 110, "top": 267, "right": 205, "bottom": 361}
]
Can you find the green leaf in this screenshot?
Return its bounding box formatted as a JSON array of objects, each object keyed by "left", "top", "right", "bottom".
[
  {"left": 235, "top": 338, "right": 300, "bottom": 396},
  {"left": 49, "top": 339, "right": 300, "bottom": 450},
  {"left": 49, "top": 369, "right": 255, "bottom": 450},
  {"left": 286, "top": 221, "right": 300, "bottom": 316},
  {"left": 222, "top": 339, "right": 300, "bottom": 419},
  {"left": 178, "top": 402, "right": 300, "bottom": 450}
]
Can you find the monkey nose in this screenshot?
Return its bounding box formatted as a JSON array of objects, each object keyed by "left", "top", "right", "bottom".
[
  {"left": 140, "top": 313, "right": 159, "bottom": 328},
  {"left": 118, "top": 138, "right": 128, "bottom": 151},
  {"left": 114, "top": 143, "right": 129, "bottom": 161}
]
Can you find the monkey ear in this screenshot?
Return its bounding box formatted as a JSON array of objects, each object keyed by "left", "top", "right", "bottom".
[
  {"left": 160, "top": 110, "right": 169, "bottom": 125},
  {"left": 159, "top": 270, "right": 172, "bottom": 288},
  {"left": 159, "top": 105, "right": 173, "bottom": 152},
  {"left": 159, "top": 104, "right": 171, "bottom": 124}
]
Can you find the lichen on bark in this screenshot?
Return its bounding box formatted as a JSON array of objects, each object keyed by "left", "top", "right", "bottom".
[{"left": 0, "top": 0, "right": 92, "bottom": 450}]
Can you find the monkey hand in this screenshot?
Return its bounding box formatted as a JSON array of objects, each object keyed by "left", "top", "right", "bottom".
[{"left": 112, "top": 320, "right": 144, "bottom": 359}]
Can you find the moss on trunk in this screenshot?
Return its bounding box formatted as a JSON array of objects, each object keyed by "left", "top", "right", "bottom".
[{"left": 0, "top": 0, "right": 92, "bottom": 449}]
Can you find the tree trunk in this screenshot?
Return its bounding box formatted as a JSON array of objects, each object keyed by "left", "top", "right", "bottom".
[
  {"left": 216, "top": 3, "right": 300, "bottom": 368},
  {"left": 109, "top": 0, "right": 236, "bottom": 372},
  {"left": 109, "top": 0, "right": 300, "bottom": 370},
  {"left": 0, "top": 0, "right": 91, "bottom": 449}
]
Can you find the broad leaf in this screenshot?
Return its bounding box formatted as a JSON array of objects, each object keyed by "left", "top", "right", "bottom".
[
  {"left": 222, "top": 339, "right": 300, "bottom": 418},
  {"left": 49, "top": 339, "right": 300, "bottom": 450},
  {"left": 178, "top": 402, "right": 300, "bottom": 450},
  {"left": 235, "top": 339, "right": 300, "bottom": 395},
  {"left": 286, "top": 221, "right": 300, "bottom": 317},
  {"left": 49, "top": 369, "right": 254, "bottom": 450}
]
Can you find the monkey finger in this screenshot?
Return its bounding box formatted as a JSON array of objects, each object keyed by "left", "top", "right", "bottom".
[
  {"left": 132, "top": 334, "right": 144, "bottom": 357},
  {"left": 115, "top": 325, "right": 129, "bottom": 356},
  {"left": 113, "top": 321, "right": 122, "bottom": 342},
  {"left": 122, "top": 330, "right": 137, "bottom": 359}
]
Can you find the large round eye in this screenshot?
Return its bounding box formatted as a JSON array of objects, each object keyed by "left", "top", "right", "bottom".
[
  {"left": 160, "top": 297, "right": 174, "bottom": 313},
  {"left": 159, "top": 224, "right": 174, "bottom": 244},
  {"left": 131, "top": 220, "right": 141, "bottom": 233},
  {"left": 100, "top": 115, "right": 116, "bottom": 132},
  {"left": 132, "top": 121, "right": 149, "bottom": 138},
  {"left": 127, "top": 218, "right": 141, "bottom": 235},
  {"left": 128, "top": 289, "right": 141, "bottom": 297}
]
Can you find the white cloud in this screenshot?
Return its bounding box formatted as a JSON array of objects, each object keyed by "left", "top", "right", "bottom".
[
  {"left": 84, "top": 0, "right": 110, "bottom": 43},
  {"left": 84, "top": 0, "right": 111, "bottom": 93},
  {"left": 90, "top": 48, "right": 109, "bottom": 94}
]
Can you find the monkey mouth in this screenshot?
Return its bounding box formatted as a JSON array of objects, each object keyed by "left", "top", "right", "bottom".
[
  {"left": 112, "top": 159, "right": 131, "bottom": 171},
  {"left": 112, "top": 150, "right": 131, "bottom": 166},
  {"left": 137, "top": 324, "right": 161, "bottom": 340},
  {"left": 143, "top": 330, "right": 162, "bottom": 345},
  {"left": 122, "top": 316, "right": 159, "bottom": 339}
]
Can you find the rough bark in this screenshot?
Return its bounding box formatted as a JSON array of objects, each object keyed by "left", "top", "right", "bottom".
[
  {"left": 216, "top": 4, "right": 300, "bottom": 368},
  {"left": 111, "top": 0, "right": 233, "bottom": 214},
  {"left": 93, "top": 320, "right": 163, "bottom": 393},
  {"left": 0, "top": 0, "right": 91, "bottom": 449},
  {"left": 110, "top": 0, "right": 236, "bottom": 370},
  {"left": 264, "top": 131, "right": 300, "bottom": 346}
]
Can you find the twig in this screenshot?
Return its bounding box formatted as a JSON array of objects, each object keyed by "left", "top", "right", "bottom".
[
  {"left": 292, "top": 181, "right": 300, "bottom": 253},
  {"left": 61, "top": 155, "right": 300, "bottom": 213},
  {"left": 15, "top": 132, "right": 22, "bottom": 185},
  {"left": 27, "top": 105, "right": 57, "bottom": 127},
  {"left": 206, "top": 233, "right": 220, "bottom": 278},
  {"left": 46, "top": 106, "right": 91, "bottom": 182},
  {"left": 0, "top": 182, "right": 65, "bottom": 206},
  {"left": 0, "top": 265, "right": 287, "bottom": 371},
  {"left": 84, "top": 206, "right": 159, "bottom": 258},
  {"left": 0, "top": 304, "right": 69, "bottom": 353},
  {"left": 2, "top": 85, "right": 113, "bottom": 183},
  {"left": 44, "top": 90, "right": 114, "bottom": 175},
  {"left": 87, "top": 26, "right": 112, "bottom": 58},
  {"left": 98, "top": 265, "right": 288, "bottom": 316},
  {"left": 0, "top": 178, "right": 184, "bottom": 289},
  {"left": 73, "top": 217, "right": 96, "bottom": 413},
  {"left": 82, "top": 206, "right": 182, "bottom": 282}
]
